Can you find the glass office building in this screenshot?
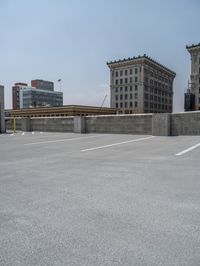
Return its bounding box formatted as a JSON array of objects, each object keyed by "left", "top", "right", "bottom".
[{"left": 20, "top": 88, "right": 63, "bottom": 108}]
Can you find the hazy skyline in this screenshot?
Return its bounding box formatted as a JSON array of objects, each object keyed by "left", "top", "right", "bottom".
[{"left": 0, "top": 0, "right": 199, "bottom": 111}]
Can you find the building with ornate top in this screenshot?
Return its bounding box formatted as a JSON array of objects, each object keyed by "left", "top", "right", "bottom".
[
  {"left": 186, "top": 43, "right": 200, "bottom": 111},
  {"left": 107, "top": 54, "right": 176, "bottom": 114}
]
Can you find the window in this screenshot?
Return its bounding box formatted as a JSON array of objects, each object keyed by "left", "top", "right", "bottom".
[
  {"left": 120, "top": 79, "right": 123, "bottom": 84},
  {"left": 135, "top": 77, "right": 138, "bottom": 82},
  {"left": 135, "top": 68, "right": 138, "bottom": 74},
  {"left": 144, "top": 93, "right": 148, "bottom": 100},
  {"left": 120, "top": 102, "right": 123, "bottom": 108},
  {"left": 125, "top": 102, "right": 127, "bottom": 108},
  {"left": 115, "top": 79, "right": 118, "bottom": 85},
  {"left": 130, "top": 102, "right": 133, "bottom": 108},
  {"left": 130, "top": 77, "right": 132, "bottom": 83},
  {"left": 130, "top": 86, "right": 132, "bottom": 91},
  {"left": 135, "top": 101, "right": 138, "bottom": 107},
  {"left": 199, "top": 88, "right": 200, "bottom": 94},
  {"left": 115, "top": 71, "right": 118, "bottom": 77},
  {"left": 135, "top": 93, "right": 138, "bottom": 99},
  {"left": 135, "top": 85, "right": 138, "bottom": 91},
  {"left": 120, "top": 87, "right": 123, "bottom": 92},
  {"left": 125, "top": 70, "right": 128, "bottom": 76},
  {"left": 125, "top": 86, "right": 128, "bottom": 92},
  {"left": 120, "top": 70, "right": 123, "bottom": 76},
  {"left": 115, "top": 95, "right": 118, "bottom": 101},
  {"left": 120, "top": 94, "right": 123, "bottom": 100},
  {"left": 130, "top": 69, "right": 133, "bottom": 75},
  {"left": 130, "top": 93, "right": 132, "bottom": 99},
  {"left": 115, "top": 88, "right": 118, "bottom": 93},
  {"left": 116, "top": 103, "right": 118, "bottom": 108},
  {"left": 125, "top": 94, "right": 128, "bottom": 100},
  {"left": 125, "top": 78, "right": 128, "bottom": 84}
]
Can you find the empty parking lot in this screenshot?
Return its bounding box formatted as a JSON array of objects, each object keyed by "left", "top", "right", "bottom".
[{"left": 0, "top": 132, "right": 200, "bottom": 265}]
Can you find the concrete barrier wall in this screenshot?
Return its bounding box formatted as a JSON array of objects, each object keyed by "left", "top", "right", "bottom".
[
  {"left": 4, "top": 111, "right": 200, "bottom": 136},
  {"left": 86, "top": 114, "right": 152, "bottom": 134},
  {"left": 5, "top": 118, "right": 22, "bottom": 131},
  {"left": 171, "top": 112, "right": 200, "bottom": 136},
  {"left": 31, "top": 117, "right": 74, "bottom": 132}
]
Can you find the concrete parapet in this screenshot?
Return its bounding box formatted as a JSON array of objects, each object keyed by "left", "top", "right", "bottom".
[
  {"left": 86, "top": 114, "right": 152, "bottom": 135},
  {"left": 74, "top": 116, "right": 86, "bottom": 133},
  {"left": 152, "top": 113, "right": 171, "bottom": 136},
  {"left": 4, "top": 112, "right": 200, "bottom": 136},
  {"left": 171, "top": 111, "right": 200, "bottom": 135},
  {"left": 21, "top": 118, "right": 31, "bottom": 132},
  {"left": 31, "top": 117, "right": 74, "bottom": 132}
]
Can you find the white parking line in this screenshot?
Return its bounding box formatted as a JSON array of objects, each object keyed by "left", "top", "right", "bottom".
[
  {"left": 24, "top": 134, "right": 106, "bottom": 146},
  {"left": 175, "top": 143, "right": 200, "bottom": 156},
  {"left": 81, "top": 136, "right": 154, "bottom": 152},
  {"left": 22, "top": 132, "right": 25, "bottom": 135}
]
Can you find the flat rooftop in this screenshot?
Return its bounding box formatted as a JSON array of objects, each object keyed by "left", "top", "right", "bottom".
[{"left": 0, "top": 132, "right": 200, "bottom": 265}]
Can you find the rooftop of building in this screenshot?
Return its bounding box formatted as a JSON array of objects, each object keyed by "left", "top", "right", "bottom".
[
  {"left": 107, "top": 54, "right": 176, "bottom": 75},
  {"left": 5, "top": 105, "right": 117, "bottom": 117},
  {"left": 14, "top": 83, "right": 28, "bottom": 86},
  {"left": 186, "top": 43, "right": 200, "bottom": 50}
]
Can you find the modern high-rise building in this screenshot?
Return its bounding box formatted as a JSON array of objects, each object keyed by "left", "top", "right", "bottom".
[
  {"left": 107, "top": 55, "right": 176, "bottom": 113},
  {"left": 12, "top": 80, "right": 63, "bottom": 109},
  {"left": 186, "top": 43, "right": 200, "bottom": 111}
]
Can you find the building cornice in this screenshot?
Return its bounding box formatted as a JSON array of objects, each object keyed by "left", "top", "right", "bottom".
[
  {"left": 107, "top": 54, "right": 176, "bottom": 76},
  {"left": 186, "top": 43, "right": 200, "bottom": 50}
]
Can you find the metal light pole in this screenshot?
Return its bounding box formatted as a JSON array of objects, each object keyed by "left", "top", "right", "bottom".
[{"left": 57, "top": 79, "right": 62, "bottom": 91}]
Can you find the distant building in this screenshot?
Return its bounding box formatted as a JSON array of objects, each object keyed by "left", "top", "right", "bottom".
[
  {"left": 186, "top": 43, "right": 200, "bottom": 110},
  {"left": 12, "top": 83, "right": 28, "bottom": 109},
  {"left": 12, "top": 80, "right": 63, "bottom": 109},
  {"left": 107, "top": 54, "right": 176, "bottom": 113},
  {"left": 19, "top": 88, "right": 63, "bottom": 109},
  {"left": 184, "top": 89, "right": 195, "bottom": 111},
  {"left": 0, "top": 85, "right": 5, "bottom": 133},
  {"left": 5, "top": 105, "right": 117, "bottom": 118},
  {"left": 31, "top": 79, "right": 54, "bottom": 91}
]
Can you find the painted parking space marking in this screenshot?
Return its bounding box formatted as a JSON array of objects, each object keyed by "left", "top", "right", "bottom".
[
  {"left": 175, "top": 143, "right": 200, "bottom": 156},
  {"left": 81, "top": 136, "right": 154, "bottom": 152},
  {"left": 24, "top": 134, "right": 106, "bottom": 146}
]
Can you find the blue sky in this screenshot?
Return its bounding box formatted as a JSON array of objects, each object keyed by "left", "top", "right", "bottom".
[{"left": 0, "top": 0, "right": 199, "bottom": 111}]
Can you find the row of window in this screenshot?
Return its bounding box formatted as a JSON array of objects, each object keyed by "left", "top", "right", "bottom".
[
  {"left": 115, "top": 93, "right": 138, "bottom": 101},
  {"left": 115, "top": 68, "right": 139, "bottom": 77},
  {"left": 144, "top": 102, "right": 172, "bottom": 110},
  {"left": 115, "top": 76, "right": 138, "bottom": 85},
  {"left": 144, "top": 78, "right": 172, "bottom": 89},
  {"left": 144, "top": 94, "right": 172, "bottom": 104},
  {"left": 115, "top": 85, "right": 138, "bottom": 93},
  {"left": 144, "top": 88, "right": 172, "bottom": 97},
  {"left": 116, "top": 102, "right": 138, "bottom": 108},
  {"left": 144, "top": 69, "right": 172, "bottom": 83}
]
